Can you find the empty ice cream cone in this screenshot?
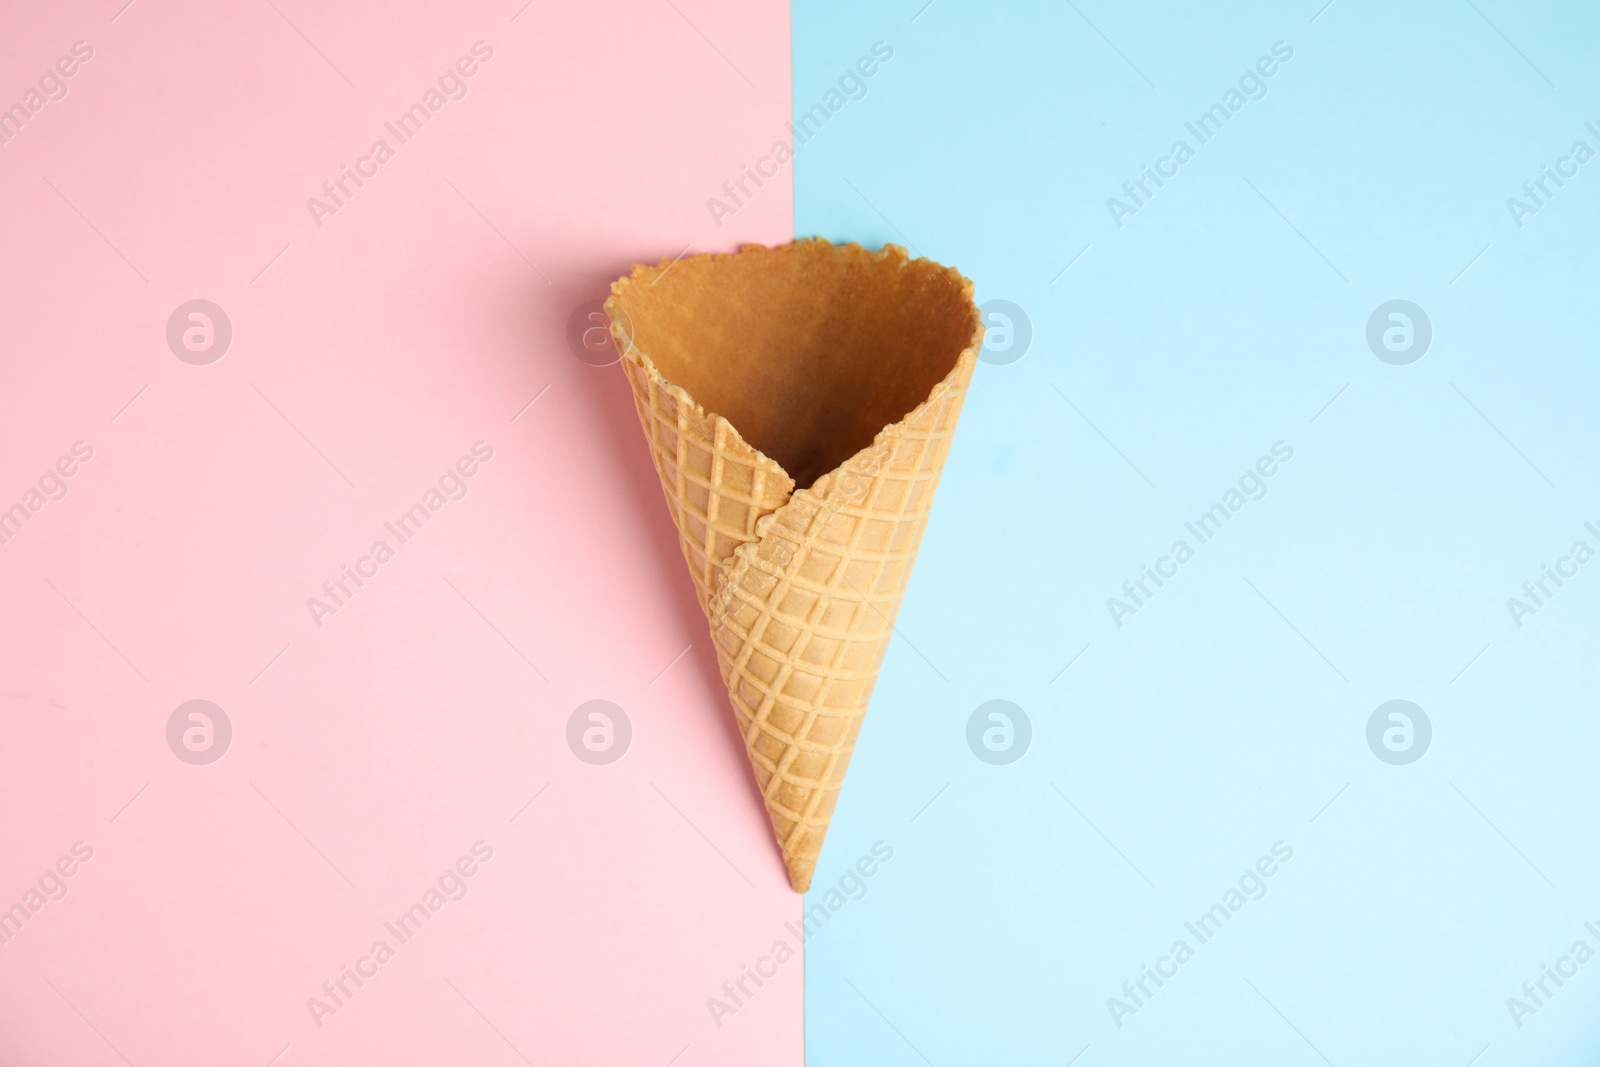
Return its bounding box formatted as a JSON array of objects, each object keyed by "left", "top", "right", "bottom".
[{"left": 606, "top": 238, "right": 982, "bottom": 892}]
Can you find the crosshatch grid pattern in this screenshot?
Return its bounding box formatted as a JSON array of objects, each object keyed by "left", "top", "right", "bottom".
[
  {"left": 618, "top": 356, "right": 795, "bottom": 617},
  {"left": 714, "top": 355, "right": 975, "bottom": 892},
  {"left": 613, "top": 281, "right": 979, "bottom": 891}
]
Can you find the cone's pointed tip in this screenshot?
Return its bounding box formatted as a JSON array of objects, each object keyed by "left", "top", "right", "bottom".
[{"left": 784, "top": 850, "right": 818, "bottom": 894}]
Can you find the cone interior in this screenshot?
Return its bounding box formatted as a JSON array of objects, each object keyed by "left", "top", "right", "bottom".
[{"left": 611, "top": 240, "right": 979, "bottom": 488}]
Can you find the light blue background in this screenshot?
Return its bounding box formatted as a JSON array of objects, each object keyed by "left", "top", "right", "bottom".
[{"left": 794, "top": 1, "right": 1600, "bottom": 1063}]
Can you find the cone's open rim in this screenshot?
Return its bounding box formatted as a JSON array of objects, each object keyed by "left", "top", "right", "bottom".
[{"left": 605, "top": 239, "right": 983, "bottom": 490}]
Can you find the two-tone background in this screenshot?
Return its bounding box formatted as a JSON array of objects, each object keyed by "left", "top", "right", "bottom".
[{"left": 4, "top": 1, "right": 1599, "bottom": 1064}]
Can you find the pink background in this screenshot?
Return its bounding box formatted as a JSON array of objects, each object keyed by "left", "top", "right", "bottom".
[{"left": 0, "top": 0, "right": 797, "bottom": 1063}]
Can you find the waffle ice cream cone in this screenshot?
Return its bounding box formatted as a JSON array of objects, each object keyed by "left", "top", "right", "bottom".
[{"left": 606, "top": 239, "right": 982, "bottom": 892}]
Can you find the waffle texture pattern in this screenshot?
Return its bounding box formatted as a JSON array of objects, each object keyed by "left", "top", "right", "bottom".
[{"left": 608, "top": 242, "right": 980, "bottom": 891}]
